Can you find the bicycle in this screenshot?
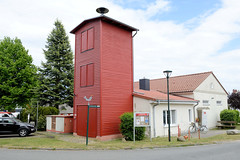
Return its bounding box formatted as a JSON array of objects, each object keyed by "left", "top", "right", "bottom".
[{"left": 188, "top": 122, "right": 208, "bottom": 134}]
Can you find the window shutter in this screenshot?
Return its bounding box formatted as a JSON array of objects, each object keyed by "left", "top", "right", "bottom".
[
  {"left": 87, "top": 28, "right": 94, "bottom": 50},
  {"left": 80, "top": 65, "right": 87, "bottom": 87},
  {"left": 81, "top": 31, "right": 87, "bottom": 52},
  {"left": 87, "top": 63, "right": 94, "bottom": 86}
]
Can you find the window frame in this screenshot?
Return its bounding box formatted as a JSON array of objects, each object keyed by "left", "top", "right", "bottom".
[
  {"left": 81, "top": 27, "right": 94, "bottom": 53},
  {"left": 216, "top": 100, "right": 222, "bottom": 106},
  {"left": 80, "top": 63, "right": 94, "bottom": 88},
  {"left": 163, "top": 110, "right": 177, "bottom": 126},
  {"left": 202, "top": 100, "right": 210, "bottom": 106}
]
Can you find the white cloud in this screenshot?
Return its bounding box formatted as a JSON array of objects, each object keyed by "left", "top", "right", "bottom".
[{"left": 1, "top": 0, "right": 240, "bottom": 92}]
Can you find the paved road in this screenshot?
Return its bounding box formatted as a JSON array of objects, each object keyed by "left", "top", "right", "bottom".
[{"left": 1, "top": 141, "right": 240, "bottom": 160}]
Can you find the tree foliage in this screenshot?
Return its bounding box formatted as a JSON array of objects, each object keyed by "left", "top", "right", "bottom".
[
  {"left": 38, "top": 20, "right": 74, "bottom": 108},
  {"left": 0, "top": 37, "right": 38, "bottom": 111},
  {"left": 228, "top": 91, "right": 240, "bottom": 110},
  {"left": 220, "top": 109, "right": 239, "bottom": 123},
  {"left": 120, "top": 112, "right": 145, "bottom": 141}
]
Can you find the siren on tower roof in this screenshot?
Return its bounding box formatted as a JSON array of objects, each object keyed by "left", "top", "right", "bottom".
[{"left": 96, "top": 7, "right": 109, "bottom": 15}]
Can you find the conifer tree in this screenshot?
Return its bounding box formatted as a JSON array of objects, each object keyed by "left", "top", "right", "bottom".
[{"left": 39, "top": 20, "right": 74, "bottom": 108}]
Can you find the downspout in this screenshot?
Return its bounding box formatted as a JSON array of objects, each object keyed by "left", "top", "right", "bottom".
[
  {"left": 132, "top": 30, "right": 138, "bottom": 92},
  {"left": 193, "top": 101, "right": 199, "bottom": 123}
]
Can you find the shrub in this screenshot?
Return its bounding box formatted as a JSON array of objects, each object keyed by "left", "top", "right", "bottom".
[
  {"left": 220, "top": 109, "right": 239, "bottom": 124},
  {"left": 120, "top": 112, "right": 145, "bottom": 141}
]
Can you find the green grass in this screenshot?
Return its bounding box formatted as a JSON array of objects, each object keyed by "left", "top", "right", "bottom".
[{"left": 0, "top": 131, "right": 240, "bottom": 150}]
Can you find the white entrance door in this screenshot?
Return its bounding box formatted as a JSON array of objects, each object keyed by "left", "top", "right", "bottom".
[{"left": 202, "top": 110, "right": 207, "bottom": 126}]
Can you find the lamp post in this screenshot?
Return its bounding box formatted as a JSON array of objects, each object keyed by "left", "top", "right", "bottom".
[{"left": 163, "top": 70, "right": 172, "bottom": 142}]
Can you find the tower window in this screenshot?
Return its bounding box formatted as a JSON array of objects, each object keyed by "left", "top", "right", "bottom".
[
  {"left": 81, "top": 27, "right": 94, "bottom": 52},
  {"left": 80, "top": 63, "right": 94, "bottom": 87}
]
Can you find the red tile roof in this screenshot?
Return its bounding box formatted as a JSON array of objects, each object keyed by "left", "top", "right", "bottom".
[
  {"left": 135, "top": 71, "right": 215, "bottom": 94},
  {"left": 133, "top": 89, "right": 197, "bottom": 102}
]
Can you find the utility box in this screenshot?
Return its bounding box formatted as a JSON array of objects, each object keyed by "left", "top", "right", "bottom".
[
  {"left": 46, "top": 115, "right": 73, "bottom": 133},
  {"left": 70, "top": 14, "right": 138, "bottom": 140}
]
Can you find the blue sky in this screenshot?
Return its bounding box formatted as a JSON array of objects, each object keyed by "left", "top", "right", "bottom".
[
  {"left": 116, "top": 0, "right": 221, "bottom": 22},
  {"left": 0, "top": 0, "right": 240, "bottom": 92}
]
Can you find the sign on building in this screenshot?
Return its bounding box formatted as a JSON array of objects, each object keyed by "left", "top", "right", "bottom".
[
  {"left": 134, "top": 112, "right": 150, "bottom": 126},
  {"left": 133, "top": 112, "right": 151, "bottom": 142}
]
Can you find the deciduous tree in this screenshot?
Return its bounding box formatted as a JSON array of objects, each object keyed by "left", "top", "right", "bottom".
[
  {"left": 228, "top": 91, "right": 240, "bottom": 110},
  {"left": 0, "top": 37, "right": 38, "bottom": 111}
]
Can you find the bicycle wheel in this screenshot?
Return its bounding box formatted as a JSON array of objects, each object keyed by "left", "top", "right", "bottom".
[
  {"left": 189, "top": 126, "right": 196, "bottom": 133},
  {"left": 200, "top": 126, "right": 208, "bottom": 134}
]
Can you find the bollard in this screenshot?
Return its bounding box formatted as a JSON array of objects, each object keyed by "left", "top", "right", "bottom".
[
  {"left": 188, "top": 130, "right": 190, "bottom": 140},
  {"left": 198, "top": 129, "right": 200, "bottom": 139}
]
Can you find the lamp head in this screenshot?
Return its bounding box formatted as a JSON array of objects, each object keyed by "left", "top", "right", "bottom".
[{"left": 163, "top": 70, "right": 172, "bottom": 78}]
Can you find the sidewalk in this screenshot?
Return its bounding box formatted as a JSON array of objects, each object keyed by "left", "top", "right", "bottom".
[{"left": 189, "top": 130, "right": 226, "bottom": 138}]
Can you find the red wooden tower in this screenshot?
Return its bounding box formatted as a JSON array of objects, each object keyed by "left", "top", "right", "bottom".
[{"left": 70, "top": 8, "right": 138, "bottom": 140}]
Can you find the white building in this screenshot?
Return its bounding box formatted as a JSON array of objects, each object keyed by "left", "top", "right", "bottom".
[{"left": 134, "top": 71, "right": 228, "bottom": 137}]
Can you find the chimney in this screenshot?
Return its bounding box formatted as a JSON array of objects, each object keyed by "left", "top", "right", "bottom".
[
  {"left": 233, "top": 89, "right": 238, "bottom": 93},
  {"left": 139, "top": 78, "right": 150, "bottom": 91}
]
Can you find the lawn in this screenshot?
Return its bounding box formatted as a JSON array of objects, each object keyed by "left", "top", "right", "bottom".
[{"left": 0, "top": 130, "right": 240, "bottom": 150}]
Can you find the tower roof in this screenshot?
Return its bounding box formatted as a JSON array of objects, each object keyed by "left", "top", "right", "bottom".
[{"left": 70, "top": 15, "right": 139, "bottom": 34}]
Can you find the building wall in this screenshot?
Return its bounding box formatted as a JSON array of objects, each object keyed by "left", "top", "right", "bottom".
[
  {"left": 193, "top": 74, "right": 228, "bottom": 128},
  {"left": 154, "top": 103, "right": 193, "bottom": 137},
  {"left": 134, "top": 97, "right": 195, "bottom": 137},
  {"left": 100, "top": 21, "right": 133, "bottom": 136},
  {"left": 73, "top": 20, "right": 101, "bottom": 135}
]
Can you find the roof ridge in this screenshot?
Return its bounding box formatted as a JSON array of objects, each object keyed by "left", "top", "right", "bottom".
[{"left": 150, "top": 71, "right": 213, "bottom": 81}]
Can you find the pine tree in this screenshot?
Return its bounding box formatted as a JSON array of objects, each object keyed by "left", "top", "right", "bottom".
[
  {"left": 0, "top": 37, "right": 38, "bottom": 111},
  {"left": 38, "top": 20, "right": 74, "bottom": 108}
]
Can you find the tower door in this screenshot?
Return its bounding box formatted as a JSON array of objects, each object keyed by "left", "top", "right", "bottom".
[{"left": 76, "top": 106, "right": 97, "bottom": 137}]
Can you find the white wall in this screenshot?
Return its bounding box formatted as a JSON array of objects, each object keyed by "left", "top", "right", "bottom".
[
  {"left": 194, "top": 74, "right": 228, "bottom": 128},
  {"left": 154, "top": 103, "right": 194, "bottom": 137},
  {"left": 134, "top": 97, "right": 195, "bottom": 137}
]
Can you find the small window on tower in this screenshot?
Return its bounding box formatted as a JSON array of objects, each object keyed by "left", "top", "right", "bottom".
[
  {"left": 80, "top": 63, "right": 94, "bottom": 87},
  {"left": 81, "top": 27, "right": 94, "bottom": 52}
]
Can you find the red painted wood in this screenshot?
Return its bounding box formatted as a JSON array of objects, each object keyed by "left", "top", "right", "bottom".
[
  {"left": 80, "top": 65, "right": 87, "bottom": 87},
  {"left": 81, "top": 31, "right": 87, "bottom": 52},
  {"left": 88, "top": 28, "right": 94, "bottom": 50},
  {"left": 73, "top": 17, "right": 134, "bottom": 137},
  {"left": 87, "top": 63, "right": 94, "bottom": 86},
  {"left": 73, "top": 21, "right": 101, "bottom": 136},
  {"left": 77, "top": 106, "right": 97, "bottom": 137},
  {"left": 100, "top": 21, "right": 133, "bottom": 136}
]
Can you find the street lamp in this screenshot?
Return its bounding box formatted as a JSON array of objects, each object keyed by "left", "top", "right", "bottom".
[{"left": 163, "top": 70, "right": 172, "bottom": 142}]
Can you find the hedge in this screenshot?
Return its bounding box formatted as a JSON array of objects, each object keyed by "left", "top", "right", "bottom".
[{"left": 220, "top": 109, "right": 239, "bottom": 123}]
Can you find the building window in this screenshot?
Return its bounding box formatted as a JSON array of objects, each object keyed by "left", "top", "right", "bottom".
[
  {"left": 188, "top": 109, "right": 192, "bottom": 122},
  {"left": 210, "top": 82, "right": 214, "bottom": 89},
  {"left": 81, "top": 27, "right": 94, "bottom": 52},
  {"left": 163, "top": 110, "right": 176, "bottom": 126},
  {"left": 80, "top": 63, "right": 94, "bottom": 87},
  {"left": 216, "top": 101, "right": 222, "bottom": 106},
  {"left": 202, "top": 100, "right": 209, "bottom": 106}
]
